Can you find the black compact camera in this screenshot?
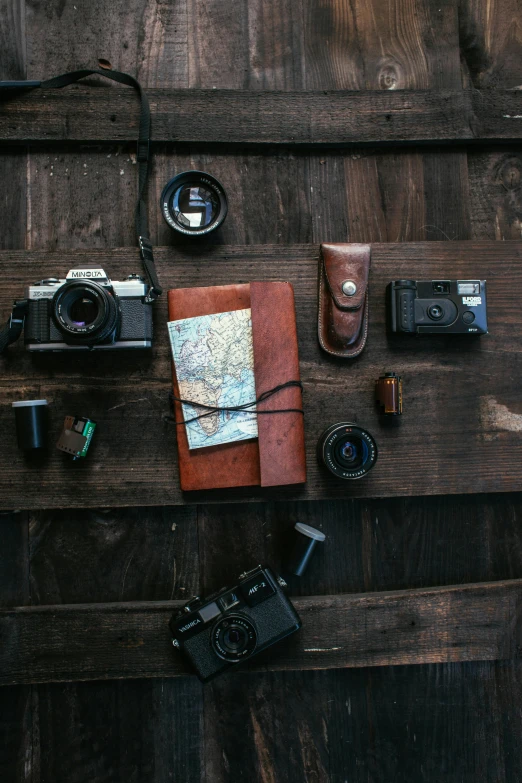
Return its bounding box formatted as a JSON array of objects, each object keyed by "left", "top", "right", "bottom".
[
  {"left": 24, "top": 267, "right": 153, "bottom": 351},
  {"left": 170, "top": 565, "right": 301, "bottom": 682},
  {"left": 387, "top": 279, "right": 488, "bottom": 335}
]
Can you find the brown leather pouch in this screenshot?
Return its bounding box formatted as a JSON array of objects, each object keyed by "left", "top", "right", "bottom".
[{"left": 318, "top": 243, "right": 371, "bottom": 358}]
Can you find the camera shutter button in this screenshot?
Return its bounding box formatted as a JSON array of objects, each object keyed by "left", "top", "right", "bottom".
[{"left": 462, "top": 311, "right": 475, "bottom": 324}]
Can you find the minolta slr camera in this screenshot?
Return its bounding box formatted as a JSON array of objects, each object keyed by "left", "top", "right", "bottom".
[
  {"left": 24, "top": 267, "right": 153, "bottom": 351},
  {"left": 387, "top": 279, "right": 488, "bottom": 335},
  {"left": 170, "top": 565, "right": 301, "bottom": 682}
]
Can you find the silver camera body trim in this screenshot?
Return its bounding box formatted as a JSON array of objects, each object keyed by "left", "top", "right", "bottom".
[{"left": 25, "top": 267, "right": 153, "bottom": 352}]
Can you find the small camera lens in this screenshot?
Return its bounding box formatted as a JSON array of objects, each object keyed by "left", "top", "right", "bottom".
[
  {"left": 212, "top": 614, "right": 257, "bottom": 663},
  {"left": 161, "top": 171, "right": 228, "bottom": 237},
  {"left": 317, "top": 423, "right": 377, "bottom": 480},
  {"left": 427, "top": 303, "right": 444, "bottom": 321},
  {"left": 334, "top": 438, "right": 368, "bottom": 470},
  {"left": 52, "top": 280, "right": 119, "bottom": 345},
  {"left": 68, "top": 293, "right": 99, "bottom": 327},
  {"left": 223, "top": 627, "right": 245, "bottom": 649}
]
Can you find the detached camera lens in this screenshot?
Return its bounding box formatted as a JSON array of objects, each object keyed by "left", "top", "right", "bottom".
[
  {"left": 161, "top": 171, "right": 228, "bottom": 237},
  {"left": 317, "top": 423, "right": 378, "bottom": 480},
  {"left": 427, "top": 303, "right": 444, "bottom": 321},
  {"left": 211, "top": 614, "right": 257, "bottom": 662}
]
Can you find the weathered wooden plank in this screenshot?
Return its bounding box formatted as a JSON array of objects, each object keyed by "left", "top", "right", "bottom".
[
  {"left": 1, "top": 579, "right": 521, "bottom": 685},
  {"left": 459, "top": 0, "right": 522, "bottom": 89},
  {"left": 1, "top": 241, "right": 521, "bottom": 509},
  {"left": 1, "top": 88, "right": 522, "bottom": 145}
]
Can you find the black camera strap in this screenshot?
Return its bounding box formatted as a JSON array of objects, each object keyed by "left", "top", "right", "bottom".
[
  {"left": 0, "top": 68, "right": 162, "bottom": 353},
  {"left": 0, "top": 300, "right": 29, "bottom": 354}
]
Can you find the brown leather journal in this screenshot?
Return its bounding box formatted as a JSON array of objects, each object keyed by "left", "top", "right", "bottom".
[
  {"left": 318, "top": 243, "right": 371, "bottom": 358},
  {"left": 168, "top": 281, "right": 306, "bottom": 492}
]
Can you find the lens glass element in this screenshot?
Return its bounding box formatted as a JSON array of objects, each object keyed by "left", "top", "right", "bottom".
[
  {"left": 334, "top": 437, "right": 369, "bottom": 470},
  {"left": 171, "top": 184, "right": 219, "bottom": 229},
  {"left": 68, "top": 293, "right": 99, "bottom": 327},
  {"left": 52, "top": 280, "right": 119, "bottom": 345},
  {"left": 161, "top": 171, "right": 228, "bottom": 236},
  {"left": 427, "top": 303, "right": 444, "bottom": 321},
  {"left": 318, "top": 423, "right": 378, "bottom": 480},
  {"left": 211, "top": 614, "right": 257, "bottom": 663}
]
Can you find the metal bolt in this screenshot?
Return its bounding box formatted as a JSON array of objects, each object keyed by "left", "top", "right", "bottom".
[
  {"left": 172, "top": 639, "right": 180, "bottom": 648},
  {"left": 342, "top": 280, "right": 357, "bottom": 296},
  {"left": 277, "top": 576, "right": 288, "bottom": 588}
]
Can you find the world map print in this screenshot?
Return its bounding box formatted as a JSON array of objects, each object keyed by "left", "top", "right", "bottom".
[{"left": 168, "top": 308, "right": 258, "bottom": 449}]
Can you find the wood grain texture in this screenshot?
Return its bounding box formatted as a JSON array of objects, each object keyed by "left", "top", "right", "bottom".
[
  {"left": 459, "top": 0, "right": 522, "bottom": 89},
  {"left": 0, "top": 0, "right": 27, "bottom": 251},
  {"left": 35, "top": 677, "right": 202, "bottom": 783},
  {"left": 202, "top": 661, "right": 522, "bottom": 783},
  {"left": 1, "top": 241, "right": 521, "bottom": 509},
  {"left": 1, "top": 88, "right": 522, "bottom": 145},
  {"left": 0, "top": 7, "right": 35, "bottom": 781},
  {"left": 2, "top": 0, "right": 522, "bottom": 780},
  {"left": 28, "top": 505, "right": 203, "bottom": 783},
  {"left": 197, "top": 492, "right": 522, "bottom": 600},
  {"left": 0, "top": 511, "right": 34, "bottom": 783},
  {"left": 1, "top": 579, "right": 522, "bottom": 685}
]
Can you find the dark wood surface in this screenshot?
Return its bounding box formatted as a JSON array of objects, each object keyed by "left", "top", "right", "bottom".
[
  {"left": 2, "top": 87, "right": 522, "bottom": 146},
  {"left": 2, "top": 579, "right": 522, "bottom": 685},
  {"left": 2, "top": 241, "right": 522, "bottom": 509},
  {"left": 2, "top": 0, "right": 522, "bottom": 781}
]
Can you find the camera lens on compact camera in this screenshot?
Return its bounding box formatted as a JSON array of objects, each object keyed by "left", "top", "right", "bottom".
[
  {"left": 211, "top": 614, "right": 257, "bottom": 662},
  {"left": 52, "top": 280, "right": 119, "bottom": 344},
  {"left": 317, "top": 423, "right": 378, "bottom": 480},
  {"left": 161, "top": 171, "right": 228, "bottom": 237},
  {"left": 427, "top": 303, "right": 444, "bottom": 321}
]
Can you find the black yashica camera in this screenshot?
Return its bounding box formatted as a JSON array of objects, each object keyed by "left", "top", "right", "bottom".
[
  {"left": 387, "top": 279, "right": 488, "bottom": 335},
  {"left": 24, "top": 267, "right": 153, "bottom": 351},
  {"left": 170, "top": 565, "right": 301, "bottom": 682}
]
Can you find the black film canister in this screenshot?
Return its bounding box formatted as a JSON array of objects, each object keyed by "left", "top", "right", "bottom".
[
  {"left": 12, "top": 400, "right": 48, "bottom": 450},
  {"left": 287, "top": 522, "right": 326, "bottom": 577}
]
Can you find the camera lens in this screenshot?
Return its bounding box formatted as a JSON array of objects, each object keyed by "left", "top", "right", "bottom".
[
  {"left": 427, "top": 303, "right": 444, "bottom": 321},
  {"left": 317, "top": 423, "right": 378, "bottom": 480},
  {"left": 161, "top": 171, "right": 228, "bottom": 237},
  {"left": 68, "top": 293, "right": 99, "bottom": 327},
  {"left": 52, "top": 280, "right": 120, "bottom": 345},
  {"left": 211, "top": 614, "right": 257, "bottom": 663},
  {"left": 334, "top": 437, "right": 368, "bottom": 470}
]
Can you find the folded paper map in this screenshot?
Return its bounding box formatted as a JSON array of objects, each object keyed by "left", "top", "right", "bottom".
[{"left": 168, "top": 308, "right": 258, "bottom": 449}]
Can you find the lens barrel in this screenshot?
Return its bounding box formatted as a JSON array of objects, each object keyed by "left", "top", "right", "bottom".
[
  {"left": 52, "top": 280, "right": 120, "bottom": 345},
  {"left": 211, "top": 614, "right": 257, "bottom": 663},
  {"left": 161, "top": 171, "right": 228, "bottom": 236},
  {"left": 317, "top": 423, "right": 378, "bottom": 479}
]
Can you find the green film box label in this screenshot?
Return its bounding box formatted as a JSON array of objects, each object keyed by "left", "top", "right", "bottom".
[{"left": 80, "top": 421, "right": 96, "bottom": 457}]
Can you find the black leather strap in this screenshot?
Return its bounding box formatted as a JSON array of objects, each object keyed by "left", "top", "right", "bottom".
[
  {"left": 0, "top": 68, "right": 162, "bottom": 301},
  {"left": 0, "top": 300, "right": 29, "bottom": 354}
]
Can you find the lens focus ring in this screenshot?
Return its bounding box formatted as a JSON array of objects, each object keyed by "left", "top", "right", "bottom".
[
  {"left": 317, "top": 423, "right": 378, "bottom": 480},
  {"left": 52, "top": 280, "right": 120, "bottom": 345},
  {"left": 211, "top": 614, "right": 257, "bottom": 663}
]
